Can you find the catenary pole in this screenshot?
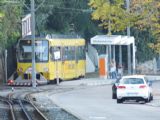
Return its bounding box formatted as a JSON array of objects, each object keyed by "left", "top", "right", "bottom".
[
  {"left": 126, "top": 0, "right": 131, "bottom": 74},
  {"left": 31, "top": 0, "right": 36, "bottom": 88},
  {"left": 5, "top": 50, "right": 7, "bottom": 84}
]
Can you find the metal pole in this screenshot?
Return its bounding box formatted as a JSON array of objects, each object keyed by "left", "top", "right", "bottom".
[
  {"left": 126, "top": 0, "right": 131, "bottom": 74},
  {"left": 31, "top": 0, "right": 36, "bottom": 88},
  {"left": 126, "top": 0, "right": 130, "bottom": 36},
  {"left": 113, "top": 45, "right": 115, "bottom": 61},
  {"left": 109, "top": 45, "right": 111, "bottom": 62},
  {"left": 5, "top": 50, "right": 7, "bottom": 83},
  {"left": 132, "top": 40, "right": 136, "bottom": 74},
  {"left": 56, "top": 59, "right": 59, "bottom": 85},
  {"left": 119, "top": 46, "right": 122, "bottom": 66},
  {"left": 106, "top": 45, "right": 109, "bottom": 78},
  {"left": 127, "top": 45, "right": 131, "bottom": 74}
]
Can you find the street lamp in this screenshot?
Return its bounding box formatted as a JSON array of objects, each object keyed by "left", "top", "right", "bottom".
[
  {"left": 126, "top": 0, "right": 130, "bottom": 36},
  {"left": 30, "top": 0, "right": 45, "bottom": 88},
  {"left": 126, "top": 0, "right": 132, "bottom": 74}
]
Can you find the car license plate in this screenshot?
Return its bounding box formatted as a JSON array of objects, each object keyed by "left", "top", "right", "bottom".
[{"left": 127, "top": 93, "right": 138, "bottom": 96}]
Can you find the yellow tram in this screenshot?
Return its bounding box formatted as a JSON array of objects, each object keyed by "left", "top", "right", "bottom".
[{"left": 14, "top": 34, "right": 86, "bottom": 84}]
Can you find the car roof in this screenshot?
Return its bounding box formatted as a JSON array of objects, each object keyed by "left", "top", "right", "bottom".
[{"left": 122, "top": 75, "right": 145, "bottom": 79}]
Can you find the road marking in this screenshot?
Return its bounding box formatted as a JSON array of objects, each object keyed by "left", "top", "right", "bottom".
[{"left": 89, "top": 116, "right": 107, "bottom": 120}]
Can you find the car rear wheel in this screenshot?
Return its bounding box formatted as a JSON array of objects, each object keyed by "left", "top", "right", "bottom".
[
  {"left": 150, "top": 94, "right": 153, "bottom": 101},
  {"left": 144, "top": 97, "right": 150, "bottom": 103},
  {"left": 117, "top": 99, "right": 123, "bottom": 103}
]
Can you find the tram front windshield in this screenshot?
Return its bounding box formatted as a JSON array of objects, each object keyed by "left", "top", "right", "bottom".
[{"left": 18, "top": 40, "right": 48, "bottom": 62}]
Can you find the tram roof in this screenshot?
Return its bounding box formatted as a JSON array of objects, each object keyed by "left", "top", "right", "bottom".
[
  {"left": 46, "top": 34, "right": 82, "bottom": 39},
  {"left": 21, "top": 34, "right": 83, "bottom": 40},
  {"left": 21, "top": 35, "right": 44, "bottom": 40}
]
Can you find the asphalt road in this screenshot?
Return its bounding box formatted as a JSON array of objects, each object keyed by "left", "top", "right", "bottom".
[{"left": 50, "top": 84, "right": 160, "bottom": 120}]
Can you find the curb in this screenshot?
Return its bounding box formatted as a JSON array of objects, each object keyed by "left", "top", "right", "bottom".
[
  {"left": 60, "top": 78, "right": 116, "bottom": 86},
  {"left": 146, "top": 96, "right": 160, "bottom": 107}
]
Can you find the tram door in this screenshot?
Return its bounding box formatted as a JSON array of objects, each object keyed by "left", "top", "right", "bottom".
[{"left": 62, "top": 46, "right": 76, "bottom": 80}]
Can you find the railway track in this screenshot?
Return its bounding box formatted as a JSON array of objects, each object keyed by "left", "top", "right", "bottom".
[
  {"left": 0, "top": 96, "right": 15, "bottom": 120},
  {"left": 0, "top": 92, "right": 49, "bottom": 120},
  {"left": 0, "top": 85, "right": 83, "bottom": 120},
  {"left": 18, "top": 99, "right": 48, "bottom": 120}
]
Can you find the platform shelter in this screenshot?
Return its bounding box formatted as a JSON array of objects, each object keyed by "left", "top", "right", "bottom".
[{"left": 90, "top": 35, "right": 136, "bottom": 77}]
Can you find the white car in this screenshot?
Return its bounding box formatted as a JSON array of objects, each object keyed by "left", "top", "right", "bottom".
[{"left": 116, "top": 75, "right": 153, "bottom": 103}]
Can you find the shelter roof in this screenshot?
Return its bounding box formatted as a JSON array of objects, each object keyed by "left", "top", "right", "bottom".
[{"left": 90, "top": 35, "right": 134, "bottom": 45}]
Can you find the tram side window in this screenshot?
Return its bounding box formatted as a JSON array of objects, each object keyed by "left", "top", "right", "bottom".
[
  {"left": 68, "top": 46, "right": 75, "bottom": 60},
  {"left": 78, "top": 46, "right": 85, "bottom": 60},
  {"left": 50, "top": 47, "right": 61, "bottom": 61},
  {"left": 62, "top": 46, "right": 75, "bottom": 60},
  {"left": 82, "top": 46, "right": 86, "bottom": 59}
]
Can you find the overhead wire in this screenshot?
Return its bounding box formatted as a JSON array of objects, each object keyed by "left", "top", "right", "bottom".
[
  {"left": 0, "top": 1, "right": 92, "bottom": 13},
  {"left": 39, "top": 4, "right": 92, "bottom": 13}
]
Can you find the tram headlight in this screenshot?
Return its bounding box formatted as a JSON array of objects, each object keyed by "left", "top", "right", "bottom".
[{"left": 18, "top": 67, "right": 23, "bottom": 72}]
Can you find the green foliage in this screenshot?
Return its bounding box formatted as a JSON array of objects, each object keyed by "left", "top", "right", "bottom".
[
  {"left": 33, "top": 0, "right": 100, "bottom": 41},
  {"left": 0, "top": 0, "right": 159, "bottom": 64},
  {"left": 0, "top": 11, "right": 4, "bottom": 19},
  {"left": 88, "top": 0, "right": 160, "bottom": 62},
  {"left": 131, "top": 28, "right": 156, "bottom": 62},
  {"left": 0, "top": 0, "right": 22, "bottom": 50},
  {"left": 131, "top": 0, "right": 160, "bottom": 54},
  {"left": 88, "top": 0, "right": 137, "bottom": 34}
]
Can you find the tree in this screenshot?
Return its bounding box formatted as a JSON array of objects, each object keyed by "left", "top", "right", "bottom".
[
  {"left": 88, "top": 0, "right": 160, "bottom": 62},
  {"left": 30, "top": 0, "right": 100, "bottom": 41},
  {"left": 0, "top": 11, "right": 4, "bottom": 20},
  {"left": 0, "top": 0, "right": 22, "bottom": 81},
  {"left": 130, "top": 0, "right": 160, "bottom": 53},
  {"left": 0, "top": 1, "right": 22, "bottom": 49},
  {"left": 88, "top": 0, "right": 137, "bottom": 34}
]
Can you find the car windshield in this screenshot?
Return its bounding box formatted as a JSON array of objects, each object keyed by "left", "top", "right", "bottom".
[{"left": 121, "top": 78, "right": 144, "bottom": 84}]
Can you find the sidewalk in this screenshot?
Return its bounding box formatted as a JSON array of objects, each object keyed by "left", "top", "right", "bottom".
[
  {"left": 146, "top": 75, "right": 160, "bottom": 81},
  {"left": 147, "top": 96, "right": 160, "bottom": 107},
  {"left": 147, "top": 88, "right": 160, "bottom": 107},
  {"left": 59, "top": 77, "right": 116, "bottom": 86}
]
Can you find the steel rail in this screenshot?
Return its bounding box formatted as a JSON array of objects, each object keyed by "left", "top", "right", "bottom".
[
  {"left": 6, "top": 100, "right": 16, "bottom": 120},
  {"left": 0, "top": 97, "right": 16, "bottom": 120},
  {"left": 26, "top": 94, "right": 49, "bottom": 120},
  {"left": 18, "top": 99, "right": 33, "bottom": 120}
]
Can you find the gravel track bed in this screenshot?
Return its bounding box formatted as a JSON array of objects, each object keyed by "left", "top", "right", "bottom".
[
  {"left": 32, "top": 96, "right": 79, "bottom": 120},
  {"left": 13, "top": 104, "right": 26, "bottom": 120},
  {"left": 0, "top": 100, "right": 10, "bottom": 120},
  {"left": 0, "top": 84, "right": 89, "bottom": 120},
  {"left": 30, "top": 85, "right": 88, "bottom": 120}
]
